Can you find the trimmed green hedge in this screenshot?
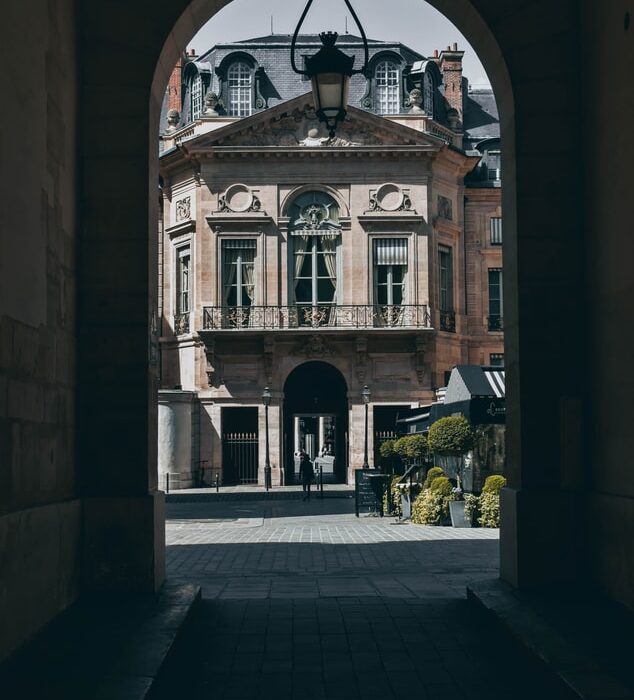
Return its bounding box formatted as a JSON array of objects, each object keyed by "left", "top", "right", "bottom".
[{"left": 428, "top": 416, "right": 475, "bottom": 455}]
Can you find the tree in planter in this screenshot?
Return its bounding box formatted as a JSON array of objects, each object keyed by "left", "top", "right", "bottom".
[
  {"left": 428, "top": 416, "right": 475, "bottom": 489},
  {"left": 378, "top": 439, "right": 396, "bottom": 474},
  {"left": 383, "top": 474, "right": 402, "bottom": 516},
  {"left": 477, "top": 474, "right": 506, "bottom": 527},
  {"left": 393, "top": 434, "right": 428, "bottom": 466}
]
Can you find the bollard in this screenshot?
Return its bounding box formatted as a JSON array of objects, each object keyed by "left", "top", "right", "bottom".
[
  {"left": 319, "top": 464, "right": 324, "bottom": 499},
  {"left": 215, "top": 473, "right": 220, "bottom": 492},
  {"left": 166, "top": 472, "right": 170, "bottom": 494}
]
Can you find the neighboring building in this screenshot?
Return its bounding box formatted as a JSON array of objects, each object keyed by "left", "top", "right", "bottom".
[{"left": 157, "top": 34, "right": 502, "bottom": 488}]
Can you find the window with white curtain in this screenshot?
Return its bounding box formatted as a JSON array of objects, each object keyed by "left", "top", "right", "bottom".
[
  {"left": 227, "top": 62, "right": 252, "bottom": 117},
  {"left": 373, "top": 239, "right": 407, "bottom": 305},
  {"left": 375, "top": 60, "right": 400, "bottom": 114},
  {"left": 190, "top": 75, "right": 203, "bottom": 120},
  {"left": 176, "top": 247, "right": 190, "bottom": 314},
  {"left": 222, "top": 239, "right": 256, "bottom": 307}
]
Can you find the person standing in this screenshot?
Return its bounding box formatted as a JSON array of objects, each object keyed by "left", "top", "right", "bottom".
[{"left": 299, "top": 452, "right": 314, "bottom": 502}]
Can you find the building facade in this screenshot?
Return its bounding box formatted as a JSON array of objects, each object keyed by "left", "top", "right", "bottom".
[{"left": 158, "top": 35, "right": 502, "bottom": 488}]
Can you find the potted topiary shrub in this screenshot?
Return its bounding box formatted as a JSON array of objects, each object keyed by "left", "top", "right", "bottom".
[
  {"left": 477, "top": 474, "right": 506, "bottom": 527},
  {"left": 392, "top": 434, "right": 428, "bottom": 518},
  {"left": 428, "top": 416, "right": 476, "bottom": 527},
  {"left": 411, "top": 473, "right": 453, "bottom": 525}
]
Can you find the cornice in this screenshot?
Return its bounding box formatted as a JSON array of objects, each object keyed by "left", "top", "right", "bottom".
[{"left": 165, "top": 219, "right": 195, "bottom": 238}]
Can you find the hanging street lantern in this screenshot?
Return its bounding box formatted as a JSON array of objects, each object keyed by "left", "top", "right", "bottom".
[{"left": 290, "top": 0, "right": 369, "bottom": 137}]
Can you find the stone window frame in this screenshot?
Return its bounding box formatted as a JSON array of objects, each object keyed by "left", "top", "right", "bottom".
[
  {"left": 174, "top": 239, "right": 192, "bottom": 321},
  {"left": 369, "top": 234, "right": 413, "bottom": 307}
]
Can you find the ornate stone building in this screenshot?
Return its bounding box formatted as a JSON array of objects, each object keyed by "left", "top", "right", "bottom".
[{"left": 158, "top": 35, "right": 502, "bottom": 488}]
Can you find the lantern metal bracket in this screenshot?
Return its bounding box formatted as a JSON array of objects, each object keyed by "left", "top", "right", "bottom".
[{"left": 290, "top": 0, "right": 369, "bottom": 77}]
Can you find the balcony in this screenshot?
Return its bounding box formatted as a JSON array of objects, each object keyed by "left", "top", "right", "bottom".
[
  {"left": 201, "top": 305, "right": 431, "bottom": 331},
  {"left": 439, "top": 310, "right": 456, "bottom": 333},
  {"left": 488, "top": 315, "right": 503, "bottom": 332}
]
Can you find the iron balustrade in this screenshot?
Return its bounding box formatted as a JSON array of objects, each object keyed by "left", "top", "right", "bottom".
[
  {"left": 201, "top": 304, "right": 432, "bottom": 330},
  {"left": 488, "top": 315, "right": 504, "bottom": 331},
  {"left": 174, "top": 313, "right": 190, "bottom": 335},
  {"left": 439, "top": 309, "right": 456, "bottom": 333}
]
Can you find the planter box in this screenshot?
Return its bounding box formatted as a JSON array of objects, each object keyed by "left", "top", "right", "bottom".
[{"left": 449, "top": 500, "right": 471, "bottom": 528}]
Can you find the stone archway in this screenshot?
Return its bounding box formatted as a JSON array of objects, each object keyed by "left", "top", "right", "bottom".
[{"left": 77, "top": 0, "right": 591, "bottom": 599}]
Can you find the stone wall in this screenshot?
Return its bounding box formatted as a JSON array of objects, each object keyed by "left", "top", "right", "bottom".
[
  {"left": 0, "top": 0, "right": 79, "bottom": 662},
  {"left": 581, "top": 3, "right": 634, "bottom": 609}
]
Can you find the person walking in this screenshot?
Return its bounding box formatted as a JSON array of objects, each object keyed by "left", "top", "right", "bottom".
[{"left": 299, "top": 451, "right": 314, "bottom": 501}]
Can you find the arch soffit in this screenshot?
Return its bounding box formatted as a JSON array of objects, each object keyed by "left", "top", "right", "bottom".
[
  {"left": 280, "top": 186, "right": 350, "bottom": 219},
  {"left": 282, "top": 358, "right": 350, "bottom": 391}
]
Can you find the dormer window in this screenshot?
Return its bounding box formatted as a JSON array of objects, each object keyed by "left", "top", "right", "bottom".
[
  {"left": 423, "top": 72, "right": 434, "bottom": 117},
  {"left": 190, "top": 74, "right": 203, "bottom": 121},
  {"left": 375, "top": 61, "right": 400, "bottom": 114},
  {"left": 227, "top": 62, "right": 252, "bottom": 117}
]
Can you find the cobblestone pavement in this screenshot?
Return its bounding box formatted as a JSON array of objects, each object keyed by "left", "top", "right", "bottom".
[{"left": 157, "top": 499, "right": 564, "bottom": 700}]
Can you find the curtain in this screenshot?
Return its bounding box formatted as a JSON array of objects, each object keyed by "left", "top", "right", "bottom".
[
  {"left": 320, "top": 236, "right": 338, "bottom": 303},
  {"left": 242, "top": 249, "right": 255, "bottom": 304},
  {"left": 223, "top": 248, "right": 238, "bottom": 306},
  {"left": 293, "top": 235, "right": 309, "bottom": 293}
]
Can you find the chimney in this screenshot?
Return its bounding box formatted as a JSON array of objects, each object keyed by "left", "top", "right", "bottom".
[
  {"left": 167, "top": 58, "right": 183, "bottom": 112},
  {"left": 439, "top": 43, "right": 465, "bottom": 126}
]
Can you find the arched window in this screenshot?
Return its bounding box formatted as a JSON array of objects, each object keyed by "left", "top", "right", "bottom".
[
  {"left": 423, "top": 72, "right": 434, "bottom": 117},
  {"left": 375, "top": 61, "right": 400, "bottom": 114},
  {"left": 190, "top": 74, "right": 203, "bottom": 120},
  {"left": 289, "top": 192, "right": 341, "bottom": 325},
  {"left": 227, "top": 62, "right": 252, "bottom": 117}
]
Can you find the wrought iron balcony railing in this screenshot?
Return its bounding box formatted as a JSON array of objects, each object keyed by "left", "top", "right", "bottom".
[
  {"left": 201, "top": 304, "right": 432, "bottom": 331},
  {"left": 439, "top": 309, "right": 456, "bottom": 333},
  {"left": 488, "top": 315, "right": 503, "bottom": 331},
  {"left": 174, "top": 312, "right": 190, "bottom": 335}
]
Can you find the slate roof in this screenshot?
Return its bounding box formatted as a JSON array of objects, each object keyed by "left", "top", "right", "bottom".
[{"left": 463, "top": 88, "right": 500, "bottom": 145}]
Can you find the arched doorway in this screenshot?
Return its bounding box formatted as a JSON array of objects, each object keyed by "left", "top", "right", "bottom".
[{"left": 283, "top": 361, "right": 348, "bottom": 484}]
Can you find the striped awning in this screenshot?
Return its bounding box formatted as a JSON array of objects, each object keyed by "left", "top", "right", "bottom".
[
  {"left": 222, "top": 239, "right": 257, "bottom": 249},
  {"left": 373, "top": 238, "right": 408, "bottom": 265},
  {"left": 290, "top": 228, "right": 340, "bottom": 238},
  {"left": 483, "top": 369, "right": 505, "bottom": 398}
]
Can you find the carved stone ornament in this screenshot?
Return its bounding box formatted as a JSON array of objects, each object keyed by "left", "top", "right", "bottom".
[
  {"left": 415, "top": 335, "right": 426, "bottom": 384},
  {"left": 407, "top": 88, "right": 424, "bottom": 114},
  {"left": 355, "top": 336, "right": 368, "bottom": 382},
  {"left": 263, "top": 336, "right": 274, "bottom": 384},
  {"left": 205, "top": 339, "right": 215, "bottom": 386},
  {"left": 165, "top": 109, "right": 180, "bottom": 133},
  {"left": 217, "top": 184, "right": 263, "bottom": 213},
  {"left": 203, "top": 90, "right": 222, "bottom": 117},
  {"left": 175, "top": 196, "right": 191, "bottom": 222},
  {"left": 368, "top": 183, "right": 412, "bottom": 213},
  {"left": 217, "top": 107, "right": 388, "bottom": 148},
  {"left": 437, "top": 195, "right": 453, "bottom": 221},
  {"left": 293, "top": 335, "right": 334, "bottom": 358}
]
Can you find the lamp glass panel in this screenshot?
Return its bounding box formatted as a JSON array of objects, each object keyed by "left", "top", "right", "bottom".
[{"left": 312, "top": 73, "right": 349, "bottom": 117}]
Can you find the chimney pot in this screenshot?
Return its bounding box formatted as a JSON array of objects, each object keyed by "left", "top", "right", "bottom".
[
  {"left": 453, "top": 42, "right": 458, "bottom": 51},
  {"left": 447, "top": 45, "right": 450, "bottom": 51},
  {"left": 433, "top": 49, "right": 438, "bottom": 58}
]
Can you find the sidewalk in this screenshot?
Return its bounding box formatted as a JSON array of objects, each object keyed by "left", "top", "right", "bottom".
[{"left": 166, "top": 484, "right": 356, "bottom": 502}]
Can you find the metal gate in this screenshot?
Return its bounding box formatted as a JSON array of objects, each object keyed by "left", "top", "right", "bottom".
[
  {"left": 374, "top": 430, "right": 398, "bottom": 472},
  {"left": 223, "top": 432, "right": 259, "bottom": 484}
]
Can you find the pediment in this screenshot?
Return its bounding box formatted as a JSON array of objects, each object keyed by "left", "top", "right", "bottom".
[{"left": 183, "top": 94, "right": 445, "bottom": 152}]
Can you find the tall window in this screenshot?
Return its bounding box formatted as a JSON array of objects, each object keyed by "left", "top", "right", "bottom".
[
  {"left": 290, "top": 192, "right": 340, "bottom": 325},
  {"left": 438, "top": 245, "right": 454, "bottom": 332},
  {"left": 222, "top": 239, "right": 256, "bottom": 307},
  {"left": 190, "top": 75, "right": 203, "bottom": 121},
  {"left": 293, "top": 235, "right": 337, "bottom": 307},
  {"left": 374, "top": 238, "right": 408, "bottom": 326},
  {"left": 438, "top": 245, "right": 453, "bottom": 311},
  {"left": 176, "top": 247, "right": 190, "bottom": 315},
  {"left": 375, "top": 61, "right": 400, "bottom": 114},
  {"left": 423, "top": 72, "right": 434, "bottom": 116},
  {"left": 227, "top": 62, "right": 252, "bottom": 117},
  {"left": 488, "top": 268, "right": 503, "bottom": 330},
  {"left": 490, "top": 217, "right": 502, "bottom": 245}
]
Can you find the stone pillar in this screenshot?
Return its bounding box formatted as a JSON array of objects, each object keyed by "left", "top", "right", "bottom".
[{"left": 158, "top": 390, "right": 197, "bottom": 490}]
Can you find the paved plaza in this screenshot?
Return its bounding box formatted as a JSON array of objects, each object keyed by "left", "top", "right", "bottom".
[{"left": 157, "top": 497, "right": 565, "bottom": 699}]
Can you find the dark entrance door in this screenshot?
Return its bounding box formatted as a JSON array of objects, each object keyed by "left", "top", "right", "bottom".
[
  {"left": 222, "top": 407, "right": 259, "bottom": 485},
  {"left": 283, "top": 361, "right": 348, "bottom": 484}
]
